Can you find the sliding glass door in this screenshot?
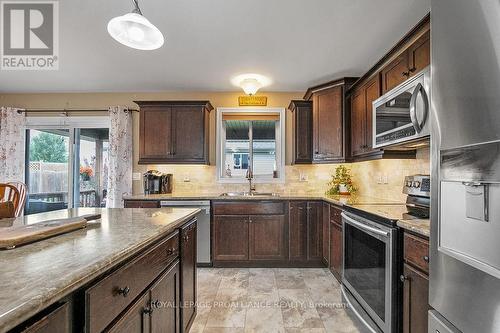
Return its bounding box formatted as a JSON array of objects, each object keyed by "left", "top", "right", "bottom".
[{"left": 25, "top": 118, "right": 110, "bottom": 214}]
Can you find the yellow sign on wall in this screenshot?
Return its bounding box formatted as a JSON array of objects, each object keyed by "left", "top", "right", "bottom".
[{"left": 238, "top": 96, "right": 268, "bottom": 106}]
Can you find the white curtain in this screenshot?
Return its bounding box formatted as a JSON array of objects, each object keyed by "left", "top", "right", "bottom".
[
  {"left": 0, "top": 107, "right": 25, "bottom": 183},
  {"left": 106, "top": 106, "right": 133, "bottom": 208}
]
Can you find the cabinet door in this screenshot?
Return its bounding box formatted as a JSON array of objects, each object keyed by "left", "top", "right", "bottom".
[
  {"left": 171, "top": 106, "right": 207, "bottom": 163},
  {"left": 381, "top": 51, "right": 409, "bottom": 93},
  {"left": 213, "top": 215, "right": 249, "bottom": 261},
  {"left": 180, "top": 221, "right": 197, "bottom": 332},
  {"left": 408, "top": 31, "right": 430, "bottom": 77},
  {"left": 329, "top": 222, "right": 342, "bottom": 281},
  {"left": 350, "top": 88, "right": 366, "bottom": 157},
  {"left": 294, "top": 106, "right": 313, "bottom": 163},
  {"left": 312, "top": 86, "right": 344, "bottom": 161},
  {"left": 249, "top": 215, "right": 287, "bottom": 260},
  {"left": 402, "top": 263, "right": 429, "bottom": 333},
  {"left": 364, "top": 76, "right": 381, "bottom": 153},
  {"left": 322, "top": 202, "right": 330, "bottom": 265},
  {"left": 150, "top": 261, "right": 180, "bottom": 333},
  {"left": 108, "top": 292, "right": 150, "bottom": 333},
  {"left": 140, "top": 107, "right": 173, "bottom": 161},
  {"left": 307, "top": 202, "right": 322, "bottom": 261},
  {"left": 289, "top": 202, "right": 308, "bottom": 260}
]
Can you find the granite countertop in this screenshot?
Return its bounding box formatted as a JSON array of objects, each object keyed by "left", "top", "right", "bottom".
[
  {"left": 0, "top": 207, "right": 200, "bottom": 332},
  {"left": 123, "top": 193, "right": 404, "bottom": 206},
  {"left": 397, "top": 218, "right": 430, "bottom": 237}
]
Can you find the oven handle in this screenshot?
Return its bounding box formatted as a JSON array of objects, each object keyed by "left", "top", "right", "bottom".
[
  {"left": 342, "top": 213, "right": 389, "bottom": 237},
  {"left": 409, "top": 82, "right": 429, "bottom": 134}
]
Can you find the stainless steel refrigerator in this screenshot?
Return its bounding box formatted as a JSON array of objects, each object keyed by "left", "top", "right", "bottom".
[{"left": 430, "top": 0, "right": 500, "bottom": 332}]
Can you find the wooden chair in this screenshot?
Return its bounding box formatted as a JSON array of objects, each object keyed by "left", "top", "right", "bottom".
[
  {"left": 8, "top": 182, "right": 27, "bottom": 217},
  {"left": 0, "top": 183, "right": 21, "bottom": 218}
]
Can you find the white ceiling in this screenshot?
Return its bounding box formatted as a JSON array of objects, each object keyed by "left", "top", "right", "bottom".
[{"left": 0, "top": 0, "right": 430, "bottom": 93}]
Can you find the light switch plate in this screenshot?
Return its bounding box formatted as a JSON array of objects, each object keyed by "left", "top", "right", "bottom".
[{"left": 132, "top": 172, "right": 142, "bottom": 181}]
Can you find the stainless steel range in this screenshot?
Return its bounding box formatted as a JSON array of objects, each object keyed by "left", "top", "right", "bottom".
[{"left": 341, "top": 175, "right": 430, "bottom": 333}]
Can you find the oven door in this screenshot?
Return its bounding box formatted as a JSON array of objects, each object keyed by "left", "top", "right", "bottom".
[
  {"left": 342, "top": 212, "right": 394, "bottom": 333},
  {"left": 373, "top": 68, "right": 430, "bottom": 148}
]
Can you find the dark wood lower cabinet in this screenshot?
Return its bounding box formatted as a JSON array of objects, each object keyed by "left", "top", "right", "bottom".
[
  {"left": 307, "top": 202, "right": 322, "bottom": 261},
  {"left": 124, "top": 200, "right": 160, "bottom": 208},
  {"left": 289, "top": 202, "right": 308, "bottom": 261},
  {"left": 213, "top": 215, "right": 249, "bottom": 261},
  {"left": 13, "top": 218, "right": 195, "bottom": 333},
  {"left": 329, "top": 221, "right": 343, "bottom": 281},
  {"left": 213, "top": 201, "right": 322, "bottom": 267},
  {"left": 321, "top": 202, "right": 330, "bottom": 266},
  {"left": 180, "top": 220, "right": 197, "bottom": 333},
  {"left": 150, "top": 261, "right": 181, "bottom": 333},
  {"left": 402, "top": 263, "right": 429, "bottom": 333},
  {"left": 249, "top": 215, "right": 287, "bottom": 260}
]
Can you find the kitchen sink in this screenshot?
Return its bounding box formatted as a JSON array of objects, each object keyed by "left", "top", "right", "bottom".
[{"left": 219, "top": 192, "right": 280, "bottom": 197}]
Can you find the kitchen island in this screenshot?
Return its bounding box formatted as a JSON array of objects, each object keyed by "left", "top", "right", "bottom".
[{"left": 0, "top": 207, "right": 200, "bottom": 332}]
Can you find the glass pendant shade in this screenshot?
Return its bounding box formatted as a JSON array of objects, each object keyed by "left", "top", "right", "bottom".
[{"left": 107, "top": 11, "right": 164, "bottom": 50}]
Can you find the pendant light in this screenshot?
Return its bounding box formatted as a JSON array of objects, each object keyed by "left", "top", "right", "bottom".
[{"left": 107, "top": 0, "right": 164, "bottom": 50}]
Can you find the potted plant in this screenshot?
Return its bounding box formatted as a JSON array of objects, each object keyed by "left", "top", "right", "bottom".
[{"left": 326, "top": 165, "right": 357, "bottom": 195}]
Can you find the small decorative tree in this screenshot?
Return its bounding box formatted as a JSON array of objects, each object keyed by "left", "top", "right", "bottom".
[{"left": 326, "top": 165, "right": 357, "bottom": 195}]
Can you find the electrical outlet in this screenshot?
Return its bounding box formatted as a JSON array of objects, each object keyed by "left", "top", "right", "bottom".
[
  {"left": 132, "top": 172, "right": 142, "bottom": 181},
  {"left": 376, "top": 173, "right": 383, "bottom": 184},
  {"left": 183, "top": 175, "right": 190, "bottom": 182},
  {"left": 383, "top": 173, "right": 389, "bottom": 184},
  {"left": 299, "top": 173, "right": 308, "bottom": 182}
]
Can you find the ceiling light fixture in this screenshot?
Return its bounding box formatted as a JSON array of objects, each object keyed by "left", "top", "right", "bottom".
[
  {"left": 231, "top": 74, "right": 272, "bottom": 95},
  {"left": 107, "top": 0, "right": 164, "bottom": 50}
]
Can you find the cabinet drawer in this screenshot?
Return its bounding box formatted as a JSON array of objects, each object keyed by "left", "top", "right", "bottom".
[
  {"left": 213, "top": 201, "right": 285, "bottom": 215},
  {"left": 21, "top": 302, "right": 69, "bottom": 333},
  {"left": 85, "top": 231, "right": 179, "bottom": 333},
  {"left": 330, "top": 205, "right": 342, "bottom": 225},
  {"left": 404, "top": 233, "right": 429, "bottom": 274}
]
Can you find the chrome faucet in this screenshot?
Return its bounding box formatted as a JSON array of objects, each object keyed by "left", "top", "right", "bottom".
[{"left": 245, "top": 168, "right": 255, "bottom": 194}]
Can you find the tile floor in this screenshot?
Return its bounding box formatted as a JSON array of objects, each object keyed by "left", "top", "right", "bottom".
[{"left": 191, "top": 268, "right": 371, "bottom": 333}]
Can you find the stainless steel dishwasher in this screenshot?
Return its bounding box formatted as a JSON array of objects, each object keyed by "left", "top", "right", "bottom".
[{"left": 160, "top": 200, "right": 211, "bottom": 265}]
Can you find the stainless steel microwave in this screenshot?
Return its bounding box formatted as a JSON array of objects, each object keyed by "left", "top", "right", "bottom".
[{"left": 372, "top": 68, "right": 430, "bottom": 148}]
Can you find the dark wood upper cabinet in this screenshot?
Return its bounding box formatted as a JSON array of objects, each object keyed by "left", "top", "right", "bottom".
[
  {"left": 136, "top": 101, "right": 213, "bottom": 165},
  {"left": 380, "top": 20, "right": 430, "bottom": 94},
  {"left": 303, "top": 78, "right": 357, "bottom": 163},
  {"left": 249, "top": 215, "right": 287, "bottom": 261},
  {"left": 408, "top": 30, "right": 430, "bottom": 78},
  {"left": 381, "top": 51, "right": 410, "bottom": 94},
  {"left": 289, "top": 100, "right": 313, "bottom": 164},
  {"left": 350, "top": 75, "right": 382, "bottom": 158}
]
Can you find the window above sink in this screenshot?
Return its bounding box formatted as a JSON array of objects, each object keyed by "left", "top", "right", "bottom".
[{"left": 216, "top": 108, "right": 285, "bottom": 184}]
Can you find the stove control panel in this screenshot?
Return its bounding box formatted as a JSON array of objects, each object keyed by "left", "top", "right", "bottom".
[{"left": 403, "top": 175, "right": 431, "bottom": 197}]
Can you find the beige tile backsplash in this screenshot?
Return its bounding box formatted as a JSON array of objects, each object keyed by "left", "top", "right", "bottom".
[{"left": 137, "top": 148, "right": 430, "bottom": 202}]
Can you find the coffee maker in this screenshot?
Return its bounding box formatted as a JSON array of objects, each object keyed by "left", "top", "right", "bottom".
[{"left": 143, "top": 170, "right": 173, "bottom": 194}]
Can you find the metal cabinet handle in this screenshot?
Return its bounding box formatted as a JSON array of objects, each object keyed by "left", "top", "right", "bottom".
[
  {"left": 400, "top": 275, "right": 410, "bottom": 283},
  {"left": 166, "top": 248, "right": 176, "bottom": 256},
  {"left": 143, "top": 306, "right": 154, "bottom": 315},
  {"left": 183, "top": 235, "right": 189, "bottom": 242},
  {"left": 117, "top": 286, "right": 130, "bottom": 297},
  {"left": 409, "top": 67, "right": 417, "bottom": 73},
  {"left": 423, "top": 255, "right": 429, "bottom": 263}
]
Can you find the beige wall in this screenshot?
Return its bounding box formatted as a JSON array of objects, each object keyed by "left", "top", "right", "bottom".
[{"left": 0, "top": 91, "right": 430, "bottom": 201}]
